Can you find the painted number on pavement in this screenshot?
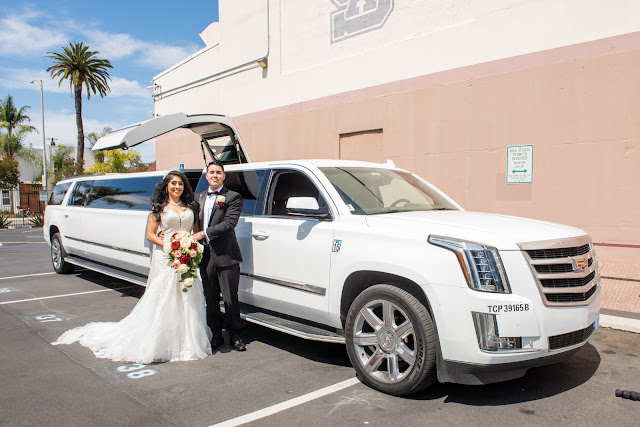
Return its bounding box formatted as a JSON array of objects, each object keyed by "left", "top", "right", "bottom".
[
  {"left": 117, "top": 363, "right": 156, "bottom": 379},
  {"left": 35, "top": 314, "right": 62, "bottom": 322}
]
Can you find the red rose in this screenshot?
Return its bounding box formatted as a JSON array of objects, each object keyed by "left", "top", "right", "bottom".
[
  {"left": 171, "top": 240, "right": 181, "bottom": 250},
  {"left": 172, "top": 233, "right": 179, "bottom": 238},
  {"left": 217, "top": 200, "right": 224, "bottom": 206},
  {"left": 191, "top": 242, "right": 198, "bottom": 249},
  {"left": 180, "top": 255, "right": 191, "bottom": 264}
]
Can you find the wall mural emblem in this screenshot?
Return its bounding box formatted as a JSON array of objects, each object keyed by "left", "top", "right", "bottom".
[{"left": 330, "top": 0, "right": 394, "bottom": 43}]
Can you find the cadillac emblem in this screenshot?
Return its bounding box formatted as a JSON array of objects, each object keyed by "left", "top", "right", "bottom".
[{"left": 574, "top": 257, "right": 588, "bottom": 271}]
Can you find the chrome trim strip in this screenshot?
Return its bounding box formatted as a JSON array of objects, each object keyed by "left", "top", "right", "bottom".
[
  {"left": 66, "top": 236, "right": 150, "bottom": 257},
  {"left": 240, "top": 272, "right": 326, "bottom": 296},
  {"left": 517, "top": 235, "right": 592, "bottom": 251}
]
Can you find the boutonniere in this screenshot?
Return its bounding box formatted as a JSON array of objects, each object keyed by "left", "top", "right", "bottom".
[{"left": 215, "top": 195, "right": 226, "bottom": 206}]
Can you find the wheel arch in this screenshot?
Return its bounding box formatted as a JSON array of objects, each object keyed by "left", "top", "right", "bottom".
[
  {"left": 49, "top": 225, "right": 60, "bottom": 242},
  {"left": 340, "top": 271, "right": 433, "bottom": 327}
]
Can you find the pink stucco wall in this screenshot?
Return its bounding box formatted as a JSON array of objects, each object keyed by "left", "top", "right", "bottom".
[{"left": 157, "top": 33, "right": 640, "bottom": 268}]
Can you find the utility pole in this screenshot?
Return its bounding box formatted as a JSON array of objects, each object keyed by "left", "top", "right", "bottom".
[
  {"left": 48, "top": 138, "right": 57, "bottom": 175},
  {"left": 30, "top": 80, "right": 47, "bottom": 192}
]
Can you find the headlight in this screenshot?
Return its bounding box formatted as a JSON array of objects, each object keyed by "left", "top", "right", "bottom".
[{"left": 428, "top": 235, "right": 511, "bottom": 293}]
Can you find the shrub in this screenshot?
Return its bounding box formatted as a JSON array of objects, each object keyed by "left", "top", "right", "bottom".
[{"left": 28, "top": 214, "right": 44, "bottom": 228}]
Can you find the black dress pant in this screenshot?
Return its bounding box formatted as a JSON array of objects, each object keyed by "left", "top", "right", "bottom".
[{"left": 201, "top": 253, "right": 242, "bottom": 337}]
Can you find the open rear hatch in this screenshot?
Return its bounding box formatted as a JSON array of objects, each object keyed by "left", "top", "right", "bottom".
[{"left": 92, "top": 113, "right": 250, "bottom": 165}]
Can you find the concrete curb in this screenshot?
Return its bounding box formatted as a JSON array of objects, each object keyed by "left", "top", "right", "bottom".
[{"left": 600, "top": 314, "right": 640, "bottom": 334}]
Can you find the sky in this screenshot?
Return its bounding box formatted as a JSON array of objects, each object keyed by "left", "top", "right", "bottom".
[{"left": 0, "top": 0, "right": 219, "bottom": 163}]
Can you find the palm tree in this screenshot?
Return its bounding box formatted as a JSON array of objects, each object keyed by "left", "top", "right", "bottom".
[
  {"left": 0, "top": 128, "right": 31, "bottom": 160},
  {"left": 86, "top": 126, "right": 112, "bottom": 164},
  {"left": 46, "top": 42, "right": 112, "bottom": 172},
  {"left": 0, "top": 95, "right": 36, "bottom": 137}
]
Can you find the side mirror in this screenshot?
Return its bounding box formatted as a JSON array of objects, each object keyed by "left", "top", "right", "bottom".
[{"left": 286, "top": 197, "right": 330, "bottom": 218}]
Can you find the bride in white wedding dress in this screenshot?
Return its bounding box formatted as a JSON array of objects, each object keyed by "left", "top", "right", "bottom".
[{"left": 52, "top": 170, "right": 212, "bottom": 363}]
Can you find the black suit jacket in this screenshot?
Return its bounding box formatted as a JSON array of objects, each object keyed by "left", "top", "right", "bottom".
[{"left": 197, "top": 187, "right": 243, "bottom": 267}]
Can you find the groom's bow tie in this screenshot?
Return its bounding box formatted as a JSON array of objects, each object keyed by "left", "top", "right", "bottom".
[{"left": 207, "top": 190, "right": 219, "bottom": 196}]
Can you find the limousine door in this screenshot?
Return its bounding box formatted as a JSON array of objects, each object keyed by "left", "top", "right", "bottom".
[
  {"left": 92, "top": 113, "right": 250, "bottom": 165},
  {"left": 240, "top": 168, "right": 334, "bottom": 325}
]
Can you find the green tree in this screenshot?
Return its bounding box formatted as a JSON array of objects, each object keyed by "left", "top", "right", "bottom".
[
  {"left": 46, "top": 42, "right": 112, "bottom": 172},
  {"left": 0, "top": 156, "right": 20, "bottom": 190},
  {"left": 0, "top": 95, "right": 36, "bottom": 137},
  {"left": 51, "top": 145, "right": 77, "bottom": 185},
  {"left": 86, "top": 126, "right": 112, "bottom": 164},
  {"left": 85, "top": 148, "right": 148, "bottom": 174}
]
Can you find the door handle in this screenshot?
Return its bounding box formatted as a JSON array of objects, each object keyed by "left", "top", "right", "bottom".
[{"left": 252, "top": 231, "right": 270, "bottom": 240}]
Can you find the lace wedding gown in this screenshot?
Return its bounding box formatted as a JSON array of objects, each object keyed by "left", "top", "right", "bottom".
[{"left": 52, "top": 208, "right": 212, "bottom": 363}]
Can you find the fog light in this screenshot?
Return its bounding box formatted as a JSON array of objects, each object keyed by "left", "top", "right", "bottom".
[{"left": 472, "top": 312, "right": 522, "bottom": 351}]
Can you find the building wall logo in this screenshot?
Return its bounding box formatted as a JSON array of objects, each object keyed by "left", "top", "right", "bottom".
[{"left": 330, "top": 0, "right": 394, "bottom": 43}]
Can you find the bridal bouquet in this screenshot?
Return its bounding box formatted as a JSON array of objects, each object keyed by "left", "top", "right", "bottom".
[{"left": 164, "top": 232, "right": 204, "bottom": 292}]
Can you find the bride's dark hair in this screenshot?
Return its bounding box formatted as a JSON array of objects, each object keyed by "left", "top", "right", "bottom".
[{"left": 150, "top": 170, "right": 200, "bottom": 222}]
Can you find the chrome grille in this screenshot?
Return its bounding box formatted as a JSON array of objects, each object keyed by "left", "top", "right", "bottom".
[
  {"left": 519, "top": 236, "right": 600, "bottom": 307},
  {"left": 540, "top": 271, "right": 596, "bottom": 288},
  {"left": 526, "top": 244, "right": 590, "bottom": 259}
]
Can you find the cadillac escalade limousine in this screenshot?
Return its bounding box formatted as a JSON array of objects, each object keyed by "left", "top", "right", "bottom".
[{"left": 44, "top": 113, "right": 601, "bottom": 395}]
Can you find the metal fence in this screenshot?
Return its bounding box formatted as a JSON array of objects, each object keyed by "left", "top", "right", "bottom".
[{"left": 0, "top": 187, "right": 48, "bottom": 228}]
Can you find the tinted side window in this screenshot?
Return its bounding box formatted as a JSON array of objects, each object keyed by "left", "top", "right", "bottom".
[
  {"left": 70, "top": 181, "right": 94, "bottom": 206},
  {"left": 49, "top": 182, "right": 72, "bottom": 205},
  {"left": 224, "top": 170, "right": 266, "bottom": 216},
  {"left": 86, "top": 176, "right": 162, "bottom": 210},
  {"left": 195, "top": 169, "right": 267, "bottom": 216},
  {"left": 266, "top": 171, "right": 326, "bottom": 217}
]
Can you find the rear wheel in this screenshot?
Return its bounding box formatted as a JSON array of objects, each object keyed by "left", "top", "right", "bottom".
[
  {"left": 51, "top": 233, "right": 74, "bottom": 274},
  {"left": 345, "top": 284, "right": 437, "bottom": 396}
]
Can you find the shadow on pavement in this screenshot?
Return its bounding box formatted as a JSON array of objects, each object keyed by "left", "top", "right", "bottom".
[
  {"left": 239, "top": 322, "right": 352, "bottom": 367},
  {"left": 409, "top": 343, "right": 601, "bottom": 404},
  {"left": 73, "top": 269, "right": 145, "bottom": 298}
]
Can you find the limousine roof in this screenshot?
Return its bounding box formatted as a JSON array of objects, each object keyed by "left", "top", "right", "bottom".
[
  {"left": 54, "top": 169, "right": 203, "bottom": 184},
  {"left": 92, "top": 113, "right": 250, "bottom": 164},
  {"left": 223, "top": 158, "right": 402, "bottom": 170}
]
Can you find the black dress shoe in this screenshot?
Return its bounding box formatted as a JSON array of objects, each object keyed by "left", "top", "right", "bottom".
[
  {"left": 211, "top": 335, "right": 224, "bottom": 350},
  {"left": 231, "top": 336, "right": 246, "bottom": 352}
]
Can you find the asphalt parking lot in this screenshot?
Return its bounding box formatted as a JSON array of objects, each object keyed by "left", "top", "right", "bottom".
[{"left": 1, "top": 228, "right": 640, "bottom": 426}]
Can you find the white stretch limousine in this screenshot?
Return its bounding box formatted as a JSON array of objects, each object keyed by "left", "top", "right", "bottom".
[{"left": 44, "top": 114, "right": 601, "bottom": 396}]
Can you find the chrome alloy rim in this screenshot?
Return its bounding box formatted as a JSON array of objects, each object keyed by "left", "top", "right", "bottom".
[
  {"left": 351, "top": 299, "right": 416, "bottom": 383},
  {"left": 52, "top": 238, "right": 62, "bottom": 270}
]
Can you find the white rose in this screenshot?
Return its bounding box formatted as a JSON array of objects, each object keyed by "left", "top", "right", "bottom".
[
  {"left": 177, "top": 264, "right": 189, "bottom": 274},
  {"left": 196, "top": 243, "right": 204, "bottom": 253},
  {"left": 180, "top": 237, "right": 191, "bottom": 249},
  {"left": 163, "top": 242, "right": 172, "bottom": 253},
  {"left": 183, "top": 277, "right": 195, "bottom": 287}
]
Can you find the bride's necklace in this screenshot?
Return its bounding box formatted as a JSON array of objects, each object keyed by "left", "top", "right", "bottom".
[{"left": 168, "top": 200, "right": 183, "bottom": 206}]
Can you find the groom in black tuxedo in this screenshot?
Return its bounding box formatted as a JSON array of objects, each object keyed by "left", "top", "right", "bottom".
[{"left": 196, "top": 161, "right": 245, "bottom": 351}]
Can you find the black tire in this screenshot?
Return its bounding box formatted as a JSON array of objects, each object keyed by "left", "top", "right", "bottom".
[
  {"left": 51, "top": 233, "right": 74, "bottom": 274},
  {"left": 345, "top": 284, "right": 437, "bottom": 396}
]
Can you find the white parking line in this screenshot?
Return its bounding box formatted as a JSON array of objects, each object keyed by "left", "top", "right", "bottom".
[
  {"left": 0, "top": 272, "right": 56, "bottom": 281},
  {"left": 0, "top": 241, "right": 47, "bottom": 244},
  {"left": 0, "top": 287, "right": 138, "bottom": 305},
  {"left": 210, "top": 377, "right": 361, "bottom": 427}
]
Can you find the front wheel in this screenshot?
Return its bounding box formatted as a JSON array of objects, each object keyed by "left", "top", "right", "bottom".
[
  {"left": 345, "top": 284, "right": 437, "bottom": 396},
  {"left": 51, "top": 233, "right": 74, "bottom": 274}
]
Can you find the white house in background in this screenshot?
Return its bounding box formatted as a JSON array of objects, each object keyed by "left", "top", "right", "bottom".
[{"left": 149, "top": 0, "right": 640, "bottom": 270}]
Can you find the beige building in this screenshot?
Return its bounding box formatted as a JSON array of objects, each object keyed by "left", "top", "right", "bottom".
[{"left": 150, "top": 0, "right": 640, "bottom": 293}]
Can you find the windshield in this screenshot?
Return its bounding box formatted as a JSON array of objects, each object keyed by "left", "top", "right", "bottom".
[{"left": 320, "top": 167, "right": 458, "bottom": 215}]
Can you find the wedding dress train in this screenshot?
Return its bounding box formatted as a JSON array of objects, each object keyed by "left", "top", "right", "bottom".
[{"left": 52, "top": 208, "right": 212, "bottom": 363}]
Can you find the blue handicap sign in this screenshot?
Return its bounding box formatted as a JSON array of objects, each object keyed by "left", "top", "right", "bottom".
[{"left": 179, "top": 163, "right": 184, "bottom": 169}]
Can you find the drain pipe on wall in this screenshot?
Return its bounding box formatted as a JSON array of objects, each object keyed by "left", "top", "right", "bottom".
[{"left": 151, "top": 0, "right": 270, "bottom": 102}]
